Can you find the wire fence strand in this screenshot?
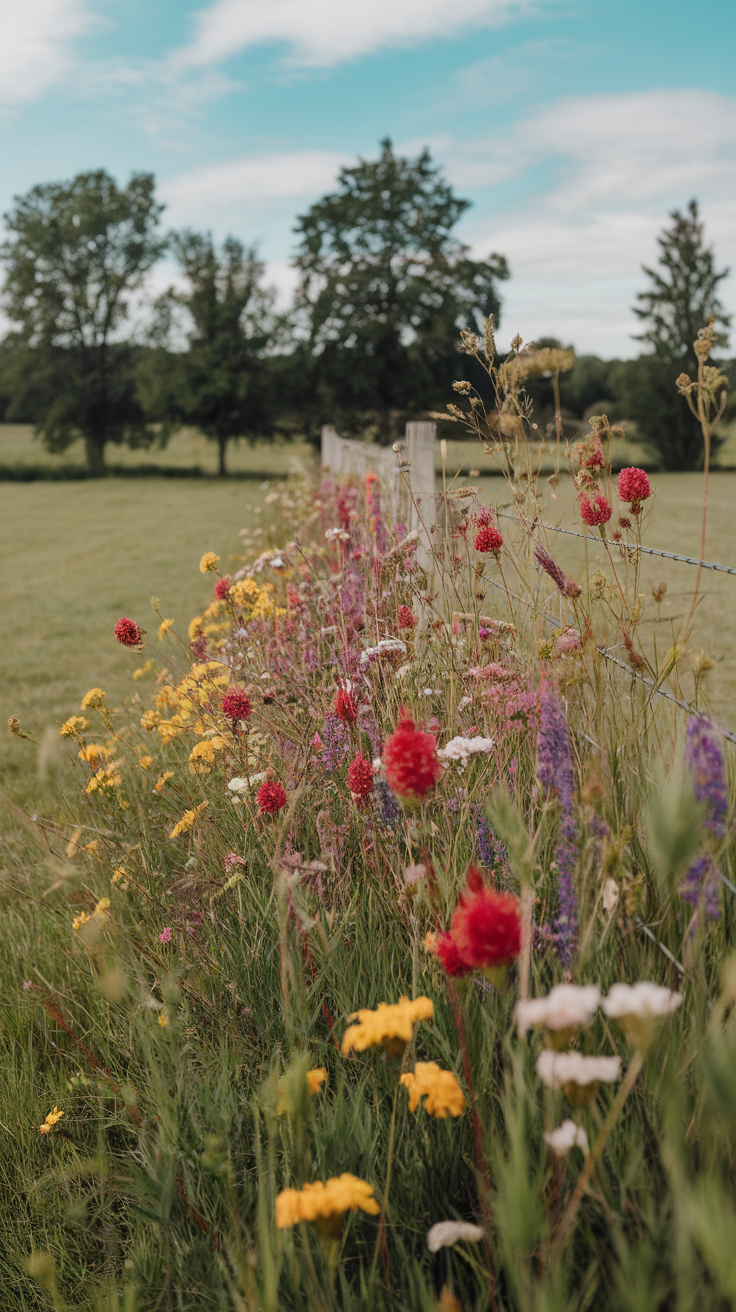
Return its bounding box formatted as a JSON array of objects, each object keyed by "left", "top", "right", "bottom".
[{"left": 497, "top": 512, "right": 736, "bottom": 578}]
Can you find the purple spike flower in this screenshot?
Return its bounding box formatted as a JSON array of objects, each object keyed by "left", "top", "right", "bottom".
[
  {"left": 534, "top": 543, "right": 581, "bottom": 599},
  {"left": 537, "top": 673, "right": 578, "bottom": 965},
  {"left": 681, "top": 717, "right": 727, "bottom": 916}
]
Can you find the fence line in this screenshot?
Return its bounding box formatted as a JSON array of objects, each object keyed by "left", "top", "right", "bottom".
[{"left": 497, "top": 512, "right": 736, "bottom": 578}]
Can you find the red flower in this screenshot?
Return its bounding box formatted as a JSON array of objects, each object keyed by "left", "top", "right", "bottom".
[
  {"left": 221, "top": 689, "right": 252, "bottom": 723},
  {"left": 474, "top": 525, "right": 503, "bottom": 554},
  {"left": 579, "top": 493, "right": 612, "bottom": 527},
  {"left": 618, "top": 467, "right": 652, "bottom": 510},
  {"left": 583, "top": 441, "right": 604, "bottom": 469},
  {"left": 435, "top": 931, "right": 472, "bottom": 977},
  {"left": 397, "top": 605, "right": 415, "bottom": 630},
  {"left": 451, "top": 887, "right": 521, "bottom": 969},
  {"left": 383, "top": 709, "right": 442, "bottom": 801},
  {"left": 347, "top": 752, "right": 374, "bottom": 800},
  {"left": 256, "top": 780, "right": 287, "bottom": 814},
  {"left": 214, "top": 576, "right": 231, "bottom": 600},
  {"left": 114, "top": 617, "right": 143, "bottom": 647},
  {"left": 334, "top": 687, "right": 358, "bottom": 724}
]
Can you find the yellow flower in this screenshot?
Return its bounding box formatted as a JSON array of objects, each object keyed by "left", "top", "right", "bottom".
[
  {"left": 86, "top": 765, "right": 122, "bottom": 794},
  {"left": 80, "top": 688, "right": 106, "bottom": 711},
  {"left": 275, "top": 1175, "right": 379, "bottom": 1235},
  {"left": 138, "top": 755, "right": 153, "bottom": 770},
  {"left": 94, "top": 897, "right": 111, "bottom": 921},
  {"left": 306, "top": 1067, "right": 328, "bottom": 1095},
  {"left": 157, "top": 618, "right": 175, "bottom": 641},
  {"left": 39, "top": 1106, "right": 64, "bottom": 1135},
  {"left": 158, "top": 1008, "right": 169, "bottom": 1028},
  {"left": 133, "top": 660, "right": 156, "bottom": 680},
  {"left": 72, "top": 911, "right": 91, "bottom": 931},
  {"left": 78, "top": 743, "right": 108, "bottom": 768},
  {"left": 112, "top": 866, "right": 128, "bottom": 884},
  {"left": 199, "top": 552, "right": 220, "bottom": 574},
  {"left": 188, "top": 616, "right": 204, "bottom": 643},
  {"left": 140, "top": 709, "right": 161, "bottom": 732},
  {"left": 400, "top": 1063, "right": 466, "bottom": 1119},
  {"left": 154, "top": 771, "right": 174, "bottom": 793},
  {"left": 188, "top": 737, "right": 226, "bottom": 774},
  {"left": 169, "top": 801, "right": 208, "bottom": 838},
  {"left": 341, "top": 996, "right": 434, "bottom": 1058},
  {"left": 60, "top": 716, "right": 89, "bottom": 738}
]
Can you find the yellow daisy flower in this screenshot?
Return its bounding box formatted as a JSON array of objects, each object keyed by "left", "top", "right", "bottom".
[
  {"left": 341, "top": 996, "right": 434, "bottom": 1059},
  {"left": 400, "top": 1063, "right": 466, "bottom": 1118}
]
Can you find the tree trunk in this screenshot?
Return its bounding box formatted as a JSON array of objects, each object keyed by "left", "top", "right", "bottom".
[
  {"left": 217, "top": 436, "right": 228, "bottom": 477},
  {"left": 84, "top": 433, "right": 106, "bottom": 476}
]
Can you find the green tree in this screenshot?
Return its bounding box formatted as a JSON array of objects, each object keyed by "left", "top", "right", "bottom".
[
  {"left": 0, "top": 170, "right": 167, "bottom": 474},
  {"left": 293, "top": 138, "right": 509, "bottom": 443},
  {"left": 615, "top": 200, "right": 730, "bottom": 469},
  {"left": 142, "top": 232, "right": 280, "bottom": 476}
]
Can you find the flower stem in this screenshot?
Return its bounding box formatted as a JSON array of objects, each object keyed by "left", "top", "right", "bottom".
[
  {"left": 552, "top": 1048, "right": 644, "bottom": 1252},
  {"left": 371, "top": 1080, "right": 400, "bottom": 1282}
]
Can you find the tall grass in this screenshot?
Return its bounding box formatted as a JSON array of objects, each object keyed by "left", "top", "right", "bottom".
[{"left": 2, "top": 324, "right": 736, "bottom": 1311}]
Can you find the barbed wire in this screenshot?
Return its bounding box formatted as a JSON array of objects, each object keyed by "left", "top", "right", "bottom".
[{"left": 497, "top": 512, "right": 736, "bottom": 578}]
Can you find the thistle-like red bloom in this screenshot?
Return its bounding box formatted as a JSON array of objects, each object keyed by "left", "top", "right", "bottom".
[
  {"left": 451, "top": 887, "right": 521, "bottom": 969},
  {"left": 114, "top": 616, "right": 143, "bottom": 647},
  {"left": 383, "top": 709, "right": 442, "bottom": 801},
  {"left": 221, "top": 689, "right": 252, "bottom": 723},
  {"left": 474, "top": 525, "right": 504, "bottom": 554},
  {"left": 618, "top": 467, "right": 652, "bottom": 510},
  {"left": 257, "top": 780, "right": 287, "bottom": 814},
  {"left": 579, "top": 493, "right": 612, "bottom": 527},
  {"left": 397, "top": 605, "right": 415, "bottom": 630},
  {"left": 214, "top": 576, "right": 231, "bottom": 600},
  {"left": 347, "top": 752, "right": 374, "bottom": 800},
  {"left": 334, "top": 688, "right": 358, "bottom": 724},
  {"left": 435, "top": 931, "right": 472, "bottom": 977}
]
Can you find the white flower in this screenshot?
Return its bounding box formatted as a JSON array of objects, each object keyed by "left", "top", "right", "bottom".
[
  {"left": 325, "top": 527, "right": 349, "bottom": 541},
  {"left": 227, "top": 772, "right": 266, "bottom": 793},
  {"left": 543, "top": 1120, "right": 589, "bottom": 1156},
  {"left": 404, "top": 864, "right": 426, "bottom": 884},
  {"left": 270, "top": 555, "right": 285, "bottom": 569},
  {"left": 427, "top": 1221, "right": 485, "bottom": 1253},
  {"left": 536, "top": 1050, "right": 621, "bottom": 1089},
  {"left": 359, "top": 639, "right": 407, "bottom": 664},
  {"left": 602, "top": 879, "right": 619, "bottom": 913},
  {"left": 602, "top": 982, "right": 682, "bottom": 1021},
  {"left": 437, "top": 735, "right": 495, "bottom": 765},
  {"left": 516, "top": 984, "right": 601, "bottom": 1036}
]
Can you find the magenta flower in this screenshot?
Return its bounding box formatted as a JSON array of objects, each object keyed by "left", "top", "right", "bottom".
[{"left": 159, "top": 927, "right": 172, "bottom": 944}]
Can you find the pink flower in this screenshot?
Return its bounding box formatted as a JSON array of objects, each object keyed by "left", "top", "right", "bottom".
[
  {"left": 397, "top": 605, "right": 415, "bottom": 630},
  {"left": 334, "top": 687, "right": 358, "bottom": 724},
  {"left": 347, "top": 752, "right": 374, "bottom": 801},
  {"left": 474, "top": 525, "right": 503, "bottom": 554},
  {"left": 159, "top": 927, "right": 172, "bottom": 944},
  {"left": 618, "top": 467, "right": 652, "bottom": 510},
  {"left": 579, "top": 493, "right": 612, "bottom": 527},
  {"left": 214, "top": 576, "right": 231, "bottom": 600},
  {"left": 224, "top": 853, "right": 247, "bottom": 872}
]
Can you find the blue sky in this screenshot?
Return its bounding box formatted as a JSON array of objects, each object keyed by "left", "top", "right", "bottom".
[{"left": 2, "top": 0, "right": 735, "bottom": 355}]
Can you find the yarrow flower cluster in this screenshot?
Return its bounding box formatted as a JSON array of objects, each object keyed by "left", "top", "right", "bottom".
[
  {"left": 113, "top": 616, "right": 144, "bottom": 647},
  {"left": 383, "top": 709, "right": 442, "bottom": 802},
  {"left": 618, "top": 467, "right": 652, "bottom": 511},
  {"left": 341, "top": 996, "right": 434, "bottom": 1059},
  {"left": 400, "top": 1063, "right": 466, "bottom": 1118},
  {"left": 275, "top": 1175, "right": 379, "bottom": 1236}
]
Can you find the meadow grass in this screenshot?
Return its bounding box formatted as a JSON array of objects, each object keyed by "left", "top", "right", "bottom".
[{"left": 4, "top": 376, "right": 736, "bottom": 1311}]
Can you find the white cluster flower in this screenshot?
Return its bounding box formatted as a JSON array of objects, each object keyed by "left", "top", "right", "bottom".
[
  {"left": 543, "top": 1120, "right": 589, "bottom": 1157},
  {"left": 437, "top": 735, "right": 495, "bottom": 765},
  {"left": 359, "top": 639, "right": 407, "bottom": 664},
  {"left": 516, "top": 984, "right": 601, "bottom": 1036},
  {"left": 602, "top": 982, "right": 682, "bottom": 1021},
  {"left": 324, "top": 527, "right": 349, "bottom": 542},
  {"left": 426, "top": 1221, "right": 485, "bottom": 1253},
  {"left": 404, "top": 864, "right": 426, "bottom": 884},
  {"left": 536, "top": 1051, "right": 621, "bottom": 1090},
  {"left": 227, "top": 772, "right": 266, "bottom": 794}
]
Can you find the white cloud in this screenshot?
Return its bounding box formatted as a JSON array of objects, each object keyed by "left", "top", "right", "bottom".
[
  {"left": 159, "top": 149, "right": 347, "bottom": 226},
  {"left": 0, "top": 0, "right": 91, "bottom": 106},
  {"left": 175, "top": 0, "right": 545, "bottom": 70},
  {"left": 446, "top": 90, "right": 736, "bottom": 356}
]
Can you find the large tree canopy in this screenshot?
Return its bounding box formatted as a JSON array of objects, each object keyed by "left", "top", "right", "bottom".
[
  {"left": 619, "top": 200, "right": 731, "bottom": 470},
  {"left": 141, "top": 232, "right": 280, "bottom": 476},
  {"left": 293, "top": 138, "right": 509, "bottom": 442},
  {"left": 0, "top": 170, "right": 167, "bottom": 473}
]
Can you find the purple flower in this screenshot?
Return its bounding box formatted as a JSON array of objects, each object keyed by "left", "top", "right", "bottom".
[
  {"left": 537, "top": 673, "right": 578, "bottom": 965},
  {"left": 534, "top": 543, "right": 581, "bottom": 599},
  {"left": 681, "top": 717, "right": 727, "bottom": 917},
  {"left": 159, "top": 927, "right": 172, "bottom": 944},
  {"left": 320, "top": 712, "right": 349, "bottom": 772}
]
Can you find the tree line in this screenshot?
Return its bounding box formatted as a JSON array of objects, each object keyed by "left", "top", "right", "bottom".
[{"left": 0, "top": 140, "right": 731, "bottom": 474}]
